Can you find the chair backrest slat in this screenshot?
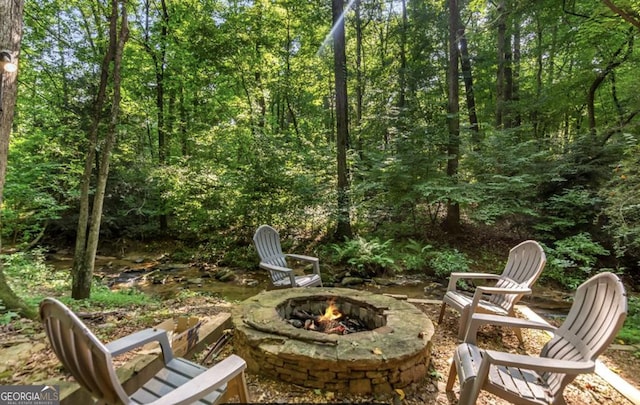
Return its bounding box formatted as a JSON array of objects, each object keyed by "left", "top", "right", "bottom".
[
  {"left": 540, "top": 272, "right": 627, "bottom": 396},
  {"left": 488, "top": 240, "right": 546, "bottom": 310},
  {"left": 40, "top": 298, "right": 130, "bottom": 405},
  {"left": 253, "top": 225, "right": 290, "bottom": 282}
]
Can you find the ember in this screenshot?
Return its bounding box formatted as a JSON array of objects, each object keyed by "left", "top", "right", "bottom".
[{"left": 286, "top": 300, "right": 369, "bottom": 334}]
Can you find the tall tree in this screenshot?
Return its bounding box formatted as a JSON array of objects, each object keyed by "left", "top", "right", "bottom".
[
  {"left": 72, "top": 0, "right": 129, "bottom": 299},
  {"left": 444, "top": 0, "right": 461, "bottom": 233},
  {"left": 333, "top": 0, "right": 352, "bottom": 240},
  {"left": 456, "top": 2, "right": 480, "bottom": 145},
  {"left": 0, "top": 0, "right": 34, "bottom": 318},
  {"left": 141, "top": 0, "right": 170, "bottom": 232}
]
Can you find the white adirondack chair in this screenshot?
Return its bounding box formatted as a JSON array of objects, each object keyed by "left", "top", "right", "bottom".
[
  {"left": 253, "top": 225, "right": 322, "bottom": 288},
  {"left": 447, "top": 272, "right": 627, "bottom": 405},
  {"left": 438, "top": 240, "right": 546, "bottom": 341},
  {"left": 40, "top": 298, "right": 250, "bottom": 405}
]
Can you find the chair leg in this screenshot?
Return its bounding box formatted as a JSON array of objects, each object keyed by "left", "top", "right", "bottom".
[
  {"left": 513, "top": 326, "right": 523, "bottom": 345},
  {"left": 446, "top": 359, "right": 458, "bottom": 391},
  {"left": 438, "top": 302, "right": 447, "bottom": 323},
  {"left": 225, "top": 372, "right": 250, "bottom": 403},
  {"left": 457, "top": 306, "right": 470, "bottom": 341}
]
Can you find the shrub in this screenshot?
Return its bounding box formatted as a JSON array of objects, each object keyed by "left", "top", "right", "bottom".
[
  {"left": 541, "top": 233, "right": 609, "bottom": 289},
  {"left": 329, "top": 236, "right": 397, "bottom": 276},
  {"left": 398, "top": 239, "right": 432, "bottom": 273},
  {"left": 618, "top": 295, "right": 640, "bottom": 346},
  {"left": 429, "top": 248, "right": 471, "bottom": 279}
]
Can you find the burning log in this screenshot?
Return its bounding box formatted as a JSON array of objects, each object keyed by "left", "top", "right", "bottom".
[{"left": 285, "top": 299, "right": 369, "bottom": 335}]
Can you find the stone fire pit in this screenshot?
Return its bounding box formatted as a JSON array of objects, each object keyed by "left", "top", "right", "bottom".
[{"left": 232, "top": 288, "right": 434, "bottom": 394}]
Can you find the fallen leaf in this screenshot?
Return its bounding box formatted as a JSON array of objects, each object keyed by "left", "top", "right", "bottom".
[{"left": 372, "top": 347, "right": 383, "bottom": 355}]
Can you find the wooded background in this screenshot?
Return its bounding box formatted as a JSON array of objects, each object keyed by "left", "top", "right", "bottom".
[{"left": 2, "top": 0, "right": 640, "bottom": 299}]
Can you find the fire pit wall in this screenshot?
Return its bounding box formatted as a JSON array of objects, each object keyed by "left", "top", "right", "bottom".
[{"left": 232, "top": 288, "right": 435, "bottom": 395}]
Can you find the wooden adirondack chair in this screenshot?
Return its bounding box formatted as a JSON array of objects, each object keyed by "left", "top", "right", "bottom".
[
  {"left": 438, "top": 240, "right": 546, "bottom": 341},
  {"left": 253, "top": 225, "right": 322, "bottom": 288},
  {"left": 446, "top": 272, "right": 627, "bottom": 405},
  {"left": 40, "top": 298, "right": 250, "bottom": 405}
]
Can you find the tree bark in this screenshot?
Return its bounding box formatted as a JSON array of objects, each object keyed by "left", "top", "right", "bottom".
[
  {"left": 72, "top": 0, "right": 128, "bottom": 299},
  {"left": 354, "top": 0, "right": 364, "bottom": 157},
  {"left": 333, "top": 0, "right": 352, "bottom": 240},
  {"left": 444, "top": 0, "right": 461, "bottom": 233},
  {"left": 587, "top": 30, "right": 633, "bottom": 134},
  {"left": 495, "top": 0, "right": 507, "bottom": 128},
  {"left": 398, "top": 0, "right": 407, "bottom": 109},
  {"left": 142, "top": 0, "right": 169, "bottom": 232},
  {"left": 0, "top": 0, "right": 36, "bottom": 319},
  {"left": 456, "top": 7, "right": 480, "bottom": 147},
  {"left": 602, "top": 0, "right": 640, "bottom": 31}
]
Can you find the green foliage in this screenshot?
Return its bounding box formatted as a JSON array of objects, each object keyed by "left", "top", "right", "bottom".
[
  {"left": 84, "top": 285, "right": 155, "bottom": 308},
  {"left": 397, "top": 239, "right": 433, "bottom": 273},
  {"left": 2, "top": 250, "right": 156, "bottom": 310},
  {"left": 428, "top": 249, "right": 471, "bottom": 279},
  {"left": 1, "top": 135, "right": 73, "bottom": 245},
  {"left": 465, "top": 135, "right": 549, "bottom": 226},
  {"left": 2, "top": 250, "right": 70, "bottom": 302},
  {"left": 535, "top": 187, "right": 603, "bottom": 237},
  {"left": 10, "top": 0, "right": 640, "bottom": 286},
  {"left": 329, "top": 236, "right": 397, "bottom": 276},
  {"left": 0, "top": 300, "right": 19, "bottom": 326},
  {"left": 601, "top": 137, "right": 640, "bottom": 258},
  {"left": 541, "top": 233, "right": 610, "bottom": 289},
  {"left": 618, "top": 295, "right": 640, "bottom": 345}
]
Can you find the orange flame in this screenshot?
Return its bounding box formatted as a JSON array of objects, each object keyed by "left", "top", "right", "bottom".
[{"left": 319, "top": 300, "right": 341, "bottom": 322}]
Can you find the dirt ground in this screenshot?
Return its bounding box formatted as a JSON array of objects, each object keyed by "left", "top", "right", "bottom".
[{"left": 1, "top": 295, "right": 638, "bottom": 404}]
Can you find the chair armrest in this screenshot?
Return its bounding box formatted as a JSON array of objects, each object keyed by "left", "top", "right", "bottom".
[
  {"left": 465, "top": 313, "right": 556, "bottom": 344},
  {"left": 484, "top": 349, "right": 596, "bottom": 374},
  {"left": 447, "top": 272, "right": 502, "bottom": 291},
  {"left": 286, "top": 254, "right": 321, "bottom": 275},
  {"left": 105, "top": 328, "right": 174, "bottom": 363},
  {"left": 148, "top": 354, "right": 248, "bottom": 405},
  {"left": 474, "top": 286, "right": 531, "bottom": 296},
  {"left": 466, "top": 286, "right": 531, "bottom": 318},
  {"left": 285, "top": 253, "right": 318, "bottom": 263},
  {"left": 259, "top": 262, "right": 293, "bottom": 273},
  {"left": 260, "top": 262, "right": 297, "bottom": 286}
]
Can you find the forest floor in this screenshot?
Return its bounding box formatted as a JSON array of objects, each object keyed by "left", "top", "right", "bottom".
[{"left": 1, "top": 293, "right": 638, "bottom": 404}]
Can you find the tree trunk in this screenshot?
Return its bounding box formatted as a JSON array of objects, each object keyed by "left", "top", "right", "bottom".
[
  {"left": 398, "top": 0, "right": 407, "bottom": 109},
  {"left": 354, "top": 0, "right": 364, "bottom": 157},
  {"left": 495, "top": 0, "right": 506, "bottom": 128},
  {"left": 511, "top": 18, "right": 521, "bottom": 128},
  {"left": 333, "top": 0, "right": 352, "bottom": 240},
  {"left": 72, "top": 0, "right": 128, "bottom": 299},
  {"left": 157, "top": 0, "right": 169, "bottom": 232},
  {"left": 444, "top": 0, "right": 461, "bottom": 233},
  {"left": 587, "top": 31, "right": 633, "bottom": 135},
  {"left": 456, "top": 8, "right": 480, "bottom": 147},
  {"left": 0, "top": 0, "right": 33, "bottom": 318}
]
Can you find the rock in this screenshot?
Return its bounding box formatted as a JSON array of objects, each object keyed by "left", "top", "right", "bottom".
[
  {"left": 187, "top": 278, "right": 203, "bottom": 285},
  {"left": 243, "top": 279, "right": 259, "bottom": 287},
  {"left": 215, "top": 269, "right": 236, "bottom": 282},
  {"left": 341, "top": 277, "right": 364, "bottom": 286},
  {"left": 372, "top": 277, "right": 395, "bottom": 286},
  {"left": 157, "top": 263, "right": 191, "bottom": 271},
  {"left": 287, "top": 319, "right": 303, "bottom": 328}
]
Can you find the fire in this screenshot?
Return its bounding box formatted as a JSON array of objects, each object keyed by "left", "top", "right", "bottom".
[{"left": 319, "top": 300, "right": 342, "bottom": 323}]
